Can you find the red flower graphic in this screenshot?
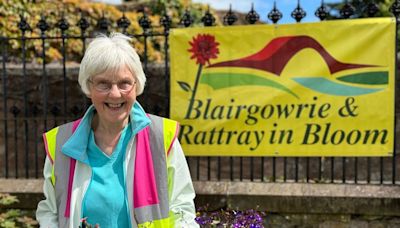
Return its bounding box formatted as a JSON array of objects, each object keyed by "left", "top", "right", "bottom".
[
  {"left": 183, "top": 34, "right": 220, "bottom": 119},
  {"left": 188, "top": 34, "right": 220, "bottom": 65}
]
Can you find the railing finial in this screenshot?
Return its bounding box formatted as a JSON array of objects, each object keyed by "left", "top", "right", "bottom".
[
  {"left": 390, "top": 0, "right": 400, "bottom": 23},
  {"left": 57, "top": 12, "right": 69, "bottom": 32},
  {"left": 18, "top": 14, "right": 31, "bottom": 33},
  {"left": 76, "top": 9, "right": 90, "bottom": 32},
  {"left": 117, "top": 10, "right": 131, "bottom": 34},
  {"left": 96, "top": 10, "right": 110, "bottom": 34},
  {"left": 160, "top": 8, "right": 172, "bottom": 31},
  {"left": 201, "top": 5, "right": 215, "bottom": 26},
  {"left": 315, "top": 0, "right": 329, "bottom": 21},
  {"left": 246, "top": 3, "right": 260, "bottom": 24},
  {"left": 139, "top": 8, "right": 152, "bottom": 30},
  {"left": 365, "top": 2, "right": 379, "bottom": 17},
  {"left": 223, "top": 4, "right": 238, "bottom": 25},
  {"left": 268, "top": 1, "right": 282, "bottom": 24},
  {"left": 340, "top": 1, "right": 355, "bottom": 19},
  {"left": 180, "top": 8, "right": 194, "bottom": 27},
  {"left": 37, "top": 13, "right": 50, "bottom": 34},
  {"left": 291, "top": 0, "right": 306, "bottom": 23}
]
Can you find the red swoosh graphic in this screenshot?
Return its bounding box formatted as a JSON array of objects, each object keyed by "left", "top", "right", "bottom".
[{"left": 207, "top": 36, "right": 376, "bottom": 75}]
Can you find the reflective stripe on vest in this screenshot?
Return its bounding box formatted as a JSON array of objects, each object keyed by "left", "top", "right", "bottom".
[
  {"left": 43, "top": 127, "right": 59, "bottom": 185},
  {"left": 137, "top": 211, "right": 176, "bottom": 228},
  {"left": 43, "top": 120, "right": 77, "bottom": 227},
  {"left": 42, "top": 115, "right": 179, "bottom": 227}
]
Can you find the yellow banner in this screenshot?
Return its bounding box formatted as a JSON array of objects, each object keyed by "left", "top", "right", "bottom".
[{"left": 170, "top": 18, "right": 395, "bottom": 157}]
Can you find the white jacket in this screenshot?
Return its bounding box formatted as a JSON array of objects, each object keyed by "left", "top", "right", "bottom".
[
  {"left": 36, "top": 105, "right": 199, "bottom": 228},
  {"left": 37, "top": 139, "right": 199, "bottom": 228}
]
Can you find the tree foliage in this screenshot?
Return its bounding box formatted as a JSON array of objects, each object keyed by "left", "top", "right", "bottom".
[
  {"left": 327, "top": 0, "right": 394, "bottom": 18},
  {"left": 0, "top": 0, "right": 217, "bottom": 64}
]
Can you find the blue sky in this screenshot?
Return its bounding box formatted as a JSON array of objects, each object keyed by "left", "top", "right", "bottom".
[
  {"left": 191, "top": 0, "right": 342, "bottom": 24},
  {"left": 97, "top": 0, "right": 341, "bottom": 24}
]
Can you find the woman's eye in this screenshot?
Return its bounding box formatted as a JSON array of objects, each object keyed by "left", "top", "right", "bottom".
[
  {"left": 97, "top": 82, "right": 110, "bottom": 89},
  {"left": 119, "top": 82, "right": 132, "bottom": 90}
]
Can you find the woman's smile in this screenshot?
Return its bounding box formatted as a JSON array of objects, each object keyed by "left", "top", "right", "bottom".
[{"left": 105, "top": 102, "right": 125, "bottom": 109}]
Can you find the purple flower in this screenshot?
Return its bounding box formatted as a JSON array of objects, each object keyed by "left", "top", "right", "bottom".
[{"left": 195, "top": 207, "right": 265, "bottom": 227}]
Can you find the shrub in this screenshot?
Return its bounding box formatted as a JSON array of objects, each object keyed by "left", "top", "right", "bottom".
[
  {"left": 0, "top": 194, "right": 37, "bottom": 228},
  {"left": 0, "top": 0, "right": 219, "bottom": 64}
]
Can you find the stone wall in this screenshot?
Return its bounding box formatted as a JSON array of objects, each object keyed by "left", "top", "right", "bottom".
[
  {"left": 194, "top": 181, "right": 400, "bottom": 227},
  {"left": 1, "top": 179, "right": 399, "bottom": 227}
]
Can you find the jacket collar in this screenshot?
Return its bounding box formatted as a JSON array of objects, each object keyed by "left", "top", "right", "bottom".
[{"left": 61, "top": 102, "right": 151, "bottom": 164}]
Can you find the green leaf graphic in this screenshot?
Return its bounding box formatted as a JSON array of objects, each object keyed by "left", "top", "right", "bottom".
[
  {"left": 336, "top": 71, "right": 388, "bottom": 85},
  {"left": 177, "top": 81, "right": 192, "bottom": 92},
  {"left": 200, "top": 72, "right": 298, "bottom": 98}
]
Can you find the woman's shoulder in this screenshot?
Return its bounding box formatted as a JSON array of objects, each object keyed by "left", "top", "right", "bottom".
[
  {"left": 43, "top": 118, "right": 82, "bottom": 134},
  {"left": 147, "top": 114, "right": 178, "bottom": 123}
]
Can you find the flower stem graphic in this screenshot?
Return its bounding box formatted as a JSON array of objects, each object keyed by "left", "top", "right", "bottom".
[
  {"left": 185, "top": 34, "right": 219, "bottom": 118},
  {"left": 185, "top": 64, "right": 203, "bottom": 119}
]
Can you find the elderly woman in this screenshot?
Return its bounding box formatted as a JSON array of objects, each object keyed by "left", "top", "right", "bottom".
[{"left": 36, "top": 33, "right": 198, "bottom": 228}]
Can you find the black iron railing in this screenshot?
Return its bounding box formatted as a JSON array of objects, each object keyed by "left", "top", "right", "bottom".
[{"left": 0, "top": 0, "right": 399, "bottom": 185}]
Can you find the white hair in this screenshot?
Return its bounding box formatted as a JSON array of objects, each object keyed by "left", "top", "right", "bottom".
[{"left": 78, "top": 32, "right": 146, "bottom": 95}]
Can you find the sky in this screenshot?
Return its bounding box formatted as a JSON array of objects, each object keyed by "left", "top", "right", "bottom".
[
  {"left": 96, "top": 0, "right": 342, "bottom": 24},
  {"left": 191, "top": 0, "right": 342, "bottom": 24}
]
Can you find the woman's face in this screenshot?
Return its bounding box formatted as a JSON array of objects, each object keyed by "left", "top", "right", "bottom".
[{"left": 88, "top": 65, "right": 137, "bottom": 126}]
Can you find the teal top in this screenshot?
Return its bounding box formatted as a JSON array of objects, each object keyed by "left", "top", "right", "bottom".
[
  {"left": 62, "top": 103, "right": 151, "bottom": 166},
  {"left": 82, "top": 124, "right": 133, "bottom": 228}
]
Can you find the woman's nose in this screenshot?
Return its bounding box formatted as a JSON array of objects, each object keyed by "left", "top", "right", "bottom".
[{"left": 108, "top": 84, "right": 122, "bottom": 97}]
